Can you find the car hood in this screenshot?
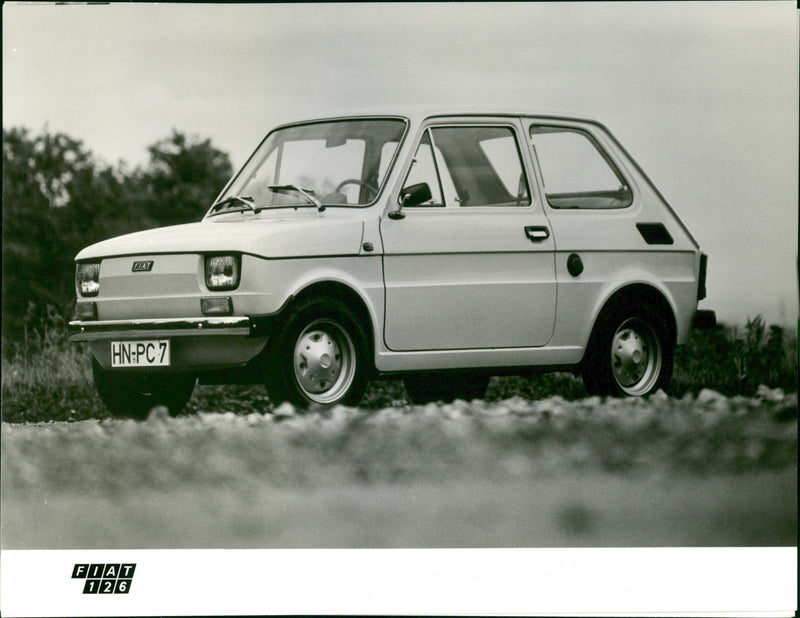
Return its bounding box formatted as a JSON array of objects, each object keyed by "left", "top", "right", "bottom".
[{"left": 75, "top": 214, "right": 365, "bottom": 261}]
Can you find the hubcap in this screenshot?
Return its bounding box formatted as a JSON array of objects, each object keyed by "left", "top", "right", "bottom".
[
  {"left": 293, "top": 319, "right": 356, "bottom": 404},
  {"left": 610, "top": 318, "right": 662, "bottom": 395}
]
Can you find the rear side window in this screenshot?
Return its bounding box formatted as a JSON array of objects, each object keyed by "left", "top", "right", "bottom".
[{"left": 530, "top": 126, "right": 632, "bottom": 209}]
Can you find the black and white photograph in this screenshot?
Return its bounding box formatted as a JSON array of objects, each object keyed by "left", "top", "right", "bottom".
[{"left": 1, "top": 2, "right": 797, "bottom": 616}]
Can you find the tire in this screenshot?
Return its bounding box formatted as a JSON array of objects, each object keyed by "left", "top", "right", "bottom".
[
  {"left": 265, "top": 296, "right": 369, "bottom": 407},
  {"left": 582, "top": 300, "right": 673, "bottom": 397},
  {"left": 404, "top": 374, "right": 490, "bottom": 404},
  {"left": 92, "top": 358, "right": 196, "bottom": 420}
]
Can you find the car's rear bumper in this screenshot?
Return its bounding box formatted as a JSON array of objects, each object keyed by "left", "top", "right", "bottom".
[{"left": 692, "top": 309, "right": 717, "bottom": 330}]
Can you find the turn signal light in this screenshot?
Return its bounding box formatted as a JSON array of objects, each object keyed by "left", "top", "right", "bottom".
[
  {"left": 74, "top": 302, "right": 98, "bottom": 321},
  {"left": 201, "top": 297, "right": 233, "bottom": 316}
]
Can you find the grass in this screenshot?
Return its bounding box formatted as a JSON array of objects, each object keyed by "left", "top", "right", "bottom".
[
  {"left": 672, "top": 316, "right": 798, "bottom": 397},
  {"left": 1, "top": 324, "right": 105, "bottom": 423},
  {"left": 1, "top": 315, "right": 796, "bottom": 424}
]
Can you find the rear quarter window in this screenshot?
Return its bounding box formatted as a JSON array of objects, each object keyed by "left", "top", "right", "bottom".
[{"left": 530, "top": 125, "right": 632, "bottom": 209}]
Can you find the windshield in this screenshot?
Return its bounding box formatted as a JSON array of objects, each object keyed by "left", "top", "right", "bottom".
[{"left": 217, "top": 118, "right": 407, "bottom": 211}]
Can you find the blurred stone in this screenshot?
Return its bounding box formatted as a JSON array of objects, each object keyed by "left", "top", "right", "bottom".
[
  {"left": 500, "top": 396, "right": 532, "bottom": 416},
  {"left": 756, "top": 385, "right": 785, "bottom": 402},
  {"left": 245, "top": 413, "right": 266, "bottom": 425},
  {"left": 486, "top": 403, "right": 510, "bottom": 416},
  {"left": 147, "top": 405, "right": 170, "bottom": 422},
  {"left": 272, "top": 402, "right": 296, "bottom": 419},
  {"left": 329, "top": 405, "right": 351, "bottom": 425},
  {"left": 697, "top": 389, "right": 725, "bottom": 405},
  {"left": 442, "top": 404, "right": 464, "bottom": 419},
  {"left": 650, "top": 389, "right": 669, "bottom": 401}
]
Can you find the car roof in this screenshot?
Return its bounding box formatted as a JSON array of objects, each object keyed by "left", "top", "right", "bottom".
[{"left": 270, "top": 105, "right": 605, "bottom": 130}]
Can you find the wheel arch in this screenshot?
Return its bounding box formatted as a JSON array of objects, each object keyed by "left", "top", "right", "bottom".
[
  {"left": 584, "top": 283, "right": 677, "bottom": 364},
  {"left": 289, "top": 280, "right": 377, "bottom": 372}
]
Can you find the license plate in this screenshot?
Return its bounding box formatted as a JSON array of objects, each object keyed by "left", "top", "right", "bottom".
[{"left": 111, "top": 340, "right": 170, "bottom": 367}]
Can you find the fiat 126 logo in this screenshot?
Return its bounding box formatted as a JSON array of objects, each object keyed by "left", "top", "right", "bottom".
[
  {"left": 72, "top": 563, "right": 136, "bottom": 594},
  {"left": 131, "top": 260, "right": 153, "bottom": 272}
]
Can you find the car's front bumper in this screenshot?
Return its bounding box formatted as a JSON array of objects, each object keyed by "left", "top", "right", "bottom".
[
  {"left": 69, "top": 316, "right": 252, "bottom": 341},
  {"left": 69, "top": 313, "right": 283, "bottom": 371}
]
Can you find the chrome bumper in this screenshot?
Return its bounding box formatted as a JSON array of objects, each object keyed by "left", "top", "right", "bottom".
[{"left": 69, "top": 317, "right": 252, "bottom": 341}]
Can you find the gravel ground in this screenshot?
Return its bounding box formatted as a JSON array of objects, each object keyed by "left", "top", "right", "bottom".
[{"left": 2, "top": 387, "right": 796, "bottom": 549}]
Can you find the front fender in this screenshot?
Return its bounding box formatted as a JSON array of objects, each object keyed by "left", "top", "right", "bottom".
[{"left": 245, "top": 255, "right": 385, "bottom": 344}]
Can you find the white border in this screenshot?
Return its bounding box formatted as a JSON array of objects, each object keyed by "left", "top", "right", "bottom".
[{"left": 1, "top": 547, "right": 797, "bottom": 617}]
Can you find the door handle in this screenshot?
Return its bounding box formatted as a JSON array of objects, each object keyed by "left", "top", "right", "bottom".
[{"left": 524, "top": 226, "right": 550, "bottom": 242}]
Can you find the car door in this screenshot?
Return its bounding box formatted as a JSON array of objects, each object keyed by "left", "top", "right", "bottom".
[{"left": 379, "top": 118, "right": 557, "bottom": 352}]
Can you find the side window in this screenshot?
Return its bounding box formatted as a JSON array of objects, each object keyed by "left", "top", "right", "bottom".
[
  {"left": 479, "top": 134, "right": 528, "bottom": 199},
  {"left": 530, "top": 126, "right": 632, "bottom": 209},
  {"left": 400, "top": 125, "right": 531, "bottom": 208}
]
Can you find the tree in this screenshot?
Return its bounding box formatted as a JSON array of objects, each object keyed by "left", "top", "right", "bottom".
[
  {"left": 2, "top": 126, "right": 234, "bottom": 344},
  {"left": 2, "top": 128, "right": 104, "bottom": 341},
  {"left": 141, "top": 130, "right": 233, "bottom": 227}
]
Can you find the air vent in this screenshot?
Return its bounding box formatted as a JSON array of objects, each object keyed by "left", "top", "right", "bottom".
[{"left": 636, "top": 222, "right": 673, "bottom": 245}]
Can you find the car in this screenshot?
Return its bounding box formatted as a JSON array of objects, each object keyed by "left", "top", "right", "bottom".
[{"left": 69, "top": 109, "right": 715, "bottom": 418}]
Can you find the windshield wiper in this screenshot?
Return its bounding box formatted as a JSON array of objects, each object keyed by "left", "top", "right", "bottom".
[
  {"left": 209, "top": 195, "right": 258, "bottom": 215},
  {"left": 268, "top": 185, "right": 325, "bottom": 212}
]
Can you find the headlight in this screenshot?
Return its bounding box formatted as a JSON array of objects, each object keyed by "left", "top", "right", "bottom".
[
  {"left": 205, "top": 255, "right": 241, "bottom": 291},
  {"left": 76, "top": 262, "right": 100, "bottom": 297}
]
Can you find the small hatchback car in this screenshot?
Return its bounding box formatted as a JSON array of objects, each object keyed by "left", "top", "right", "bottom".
[{"left": 70, "top": 110, "right": 714, "bottom": 417}]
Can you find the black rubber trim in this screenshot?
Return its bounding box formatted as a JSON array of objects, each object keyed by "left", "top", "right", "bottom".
[
  {"left": 246, "top": 295, "right": 294, "bottom": 337},
  {"left": 697, "top": 252, "right": 708, "bottom": 300}
]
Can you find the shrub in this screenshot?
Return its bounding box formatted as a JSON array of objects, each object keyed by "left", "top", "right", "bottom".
[
  {"left": 1, "top": 304, "right": 105, "bottom": 422},
  {"left": 672, "top": 316, "right": 797, "bottom": 397}
]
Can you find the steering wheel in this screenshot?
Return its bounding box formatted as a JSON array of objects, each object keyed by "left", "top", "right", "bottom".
[{"left": 335, "top": 178, "right": 378, "bottom": 195}]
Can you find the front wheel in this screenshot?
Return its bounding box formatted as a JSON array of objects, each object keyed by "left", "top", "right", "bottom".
[
  {"left": 92, "top": 358, "right": 196, "bottom": 419},
  {"left": 582, "top": 301, "right": 673, "bottom": 397},
  {"left": 265, "top": 296, "right": 369, "bottom": 408}
]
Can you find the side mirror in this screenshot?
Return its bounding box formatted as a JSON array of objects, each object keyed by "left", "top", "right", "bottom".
[
  {"left": 400, "top": 182, "right": 432, "bottom": 207},
  {"left": 389, "top": 183, "right": 432, "bottom": 220}
]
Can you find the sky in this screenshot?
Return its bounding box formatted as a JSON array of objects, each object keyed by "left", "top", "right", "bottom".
[{"left": 2, "top": 1, "right": 798, "bottom": 326}]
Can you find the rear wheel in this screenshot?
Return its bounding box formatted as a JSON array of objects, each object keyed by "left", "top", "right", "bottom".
[
  {"left": 92, "top": 358, "right": 196, "bottom": 419},
  {"left": 404, "top": 374, "right": 490, "bottom": 404},
  {"left": 582, "top": 300, "right": 673, "bottom": 397},
  {"left": 265, "top": 296, "right": 369, "bottom": 408}
]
